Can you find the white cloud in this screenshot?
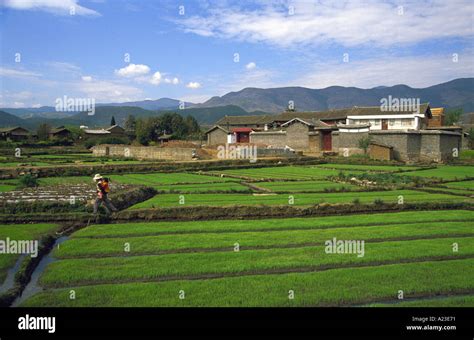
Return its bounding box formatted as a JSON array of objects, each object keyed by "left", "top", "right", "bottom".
[
  {"left": 178, "top": 1, "right": 474, "bottom": 48},
  {"left": 186, "top": 81, "right": 202, "bottom": 89},
  {"left": 179, "top": 94, "right": 212, "bottom": 104},
  {"left": 3, "top": 0, "right": 100, "bottom": 16},
  {"left": 115, "top": 64, "right": 150, "bottom": 78},
  {"left": 164, "top": 77, "right": 179, "bottom": 85},
  {"left": 246, "top": 62, "right": 256, "bottom": 70},
  {"left": 76, "top": 80, "right": 143, "bottom": 103},
  {"left": 0, "top": 67, "right": 41, "bottom": 79},
  {"left": 149, "top": 71, "right": 162, "bottom": 85},
  {"left": 81, "top": 75, "right": 92, "bottom": 82},
  {"left": 296, "top": 53, "right": 474, "bottom": 89}
]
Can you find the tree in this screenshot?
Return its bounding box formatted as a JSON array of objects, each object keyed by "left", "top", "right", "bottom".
[
  {"left": 124, "top": 115, "right": 136, "bottom": 132},
  {"left": 358, "top": 136, "right": 372, "bottom": 154},
  {"left": 467, "top": 128, "right": 474, "bottom": 149},
  {"left": 445, "top": 108, "right": 463, "bottom": 126},
  {"left": 110, "top": 116, "right": 116, "bottom": 126},
  {"left": 135, "top": 118, "right": 154, "bottom": 145},
  {"left": 37, "top": 123, "right": 51, "bottom": 141}
]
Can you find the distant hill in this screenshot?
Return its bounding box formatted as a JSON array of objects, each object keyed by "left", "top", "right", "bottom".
[
  {"left": 0, "top": 110, "right": 28, "bottom": 128},
  {"left": 160, "top": 105, "right": 268, "bottom": 125},
  {"left": 97, "top": 98, "right": 195, "bottom": 111},
  {"left": 200, "top": 78, "right": 474, "bottom": 113},
  {"left": 1, "top": 98, "right": 195, "bottom": 119},
  {"left": 1, "top": 78, "right": 472, "bottom": 128}
]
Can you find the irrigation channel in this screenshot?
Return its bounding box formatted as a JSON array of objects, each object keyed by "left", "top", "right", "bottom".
[
  {"left": 12, "top": 236, "right": 70, "bottom": 307},
  {"left": 0, "top": 255, "right": 27, "bottom": 295}
]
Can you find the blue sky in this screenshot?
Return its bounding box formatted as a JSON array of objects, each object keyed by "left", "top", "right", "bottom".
[{"left": 0, "top": 0, "right": 473, "bottom": 107}]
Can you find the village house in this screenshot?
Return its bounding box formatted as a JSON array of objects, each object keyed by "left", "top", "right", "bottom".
[
  {"left": 205, "top": 103, "right": 462, "bottom": 163},
  {"left": 205, "top": 115, "right": 274, "bottom": 145},
  {"left": 82, "top": 125, "right": 126, "bottom": 138},
  {"left": 0, "top": 126, "right": 30, "bottom": 141},
  {"left": 48, "top": 126, "right": 71, "bottom": 139}
]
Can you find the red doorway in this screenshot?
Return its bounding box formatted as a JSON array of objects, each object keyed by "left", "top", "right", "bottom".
[
  {"left": 322, "top": 131, "right": 332, "bottom": 151},
  {"left": 231, "top": 128, "right": 252, "bottom": 143},
  {"left": 382, "top": 119, "right": 388, "bottom": 130}
]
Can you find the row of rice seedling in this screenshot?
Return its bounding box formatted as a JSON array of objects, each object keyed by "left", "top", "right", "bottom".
[
  {"left": 39, "top": 237, "right": 474, "bottom": 288},
  {"left": 21, "top": 258, "right": 474, "bottom": 307},
  {"left": 208, "top": 166, "right": 366, "bottom": 180},
  {"left": 52, "top": 221, "right": 474, "bottom": 258},
  {"left": 129, "top": 190, "right": 470, "bottom": 209},
  {"left": 252, "top": 180, "right": 361, "bottom": 192},
  {"left": 369, "top": 295, "right": 474, "bottom": 307},
  {"left": 73, "top": 210, "right": 474, "bottom": 238},
  {"left": 314, "top": 164, "right": 422, "bottom": 172},
  {"left": 153, "top": 182, "right": 251, "bottom": 193},
  {"left": 443, "top": 180, "right": 474, "bottom": 190},
  {"left": 398, "top": 165, "right": 474, "bottom": 180}
]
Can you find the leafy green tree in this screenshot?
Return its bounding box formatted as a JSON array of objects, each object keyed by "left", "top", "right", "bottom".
[
  {"left": 110, "top": 116, "right": 116, "bottom": 126},
  {"left": 467, "top": 128, "right": 474, "bottom": 149},
  {"left": 445, "top": 108, "right": 463, "bottom": 126},
  {"left": 358, "top": 136, "right": 372, "bottom": 154},
  {"left": 36, "top": 123, "right": 51, "bottom": 141}
]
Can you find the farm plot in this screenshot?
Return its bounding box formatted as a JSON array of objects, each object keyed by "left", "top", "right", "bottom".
[
  {"left": 424, "top": 187, "right": 474, "bottom": 196},
  {"left": 21, "top": 258, "right": 474, "bottom": 307},
  {"left": 39, "top": 237, "right": 474, "bottom": 288},
  {"left": 0, "top": 223, "right": 58, "bottom": 283},
  {"left": 314, "top": 164, "right": 422, "bottom": 172},
  {"left": 253, "top": 180, "right": 360, "bottom": 193},
  {"left": 18, "top": 209, "right": 474, "bottom": 307},
  {"left": 370, "top": 295, "right": 474, "bottom": 307},
  {"left": 110, "top": 172, "right": 237, "bottom": 186},
  {"left": 51, "top": 221, "right": 474, "bottom": 258},
  {"left": 129, "top": 190, "right": 470, "bottom": 209},
  {"left": 399, "top": 166, "right": 474, "bottom": 181},
  {"left": 443, "top": 180, "right": 474, "bottom": 190},
  {"left": 73, "top": 210, "right": 474, "bottom": 238},
  {"left": 208, "top": 166, "right": 366, "bottom": 180}
]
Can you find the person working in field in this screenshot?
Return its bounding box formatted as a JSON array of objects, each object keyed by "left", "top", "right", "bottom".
[{"left": 93, "top": 174, "right": 118, "bottom": 215}]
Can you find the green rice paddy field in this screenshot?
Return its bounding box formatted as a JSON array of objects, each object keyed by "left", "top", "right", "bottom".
[
  {"left": 2, "top": 163, "right": 474, "bottom": 307},
  {"left": 19, "top": 210, "right": 474, "bottom": 307},
  {"left": 0, "top": 223, "right": 58, "bottom": 283},
  {"left": 130, "top": 190, "right": 472, "bottom": 209}
]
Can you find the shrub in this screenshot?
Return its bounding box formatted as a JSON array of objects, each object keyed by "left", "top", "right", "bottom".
[
  {"left": 18, "top": 174, "right": 39, "bottom": 188},
  {"left": 352, "top": 198, "right": 361, "bottom": 205},
  {"left": 373, "top": 198, "right": 384, "bottom": 206},
  {"left": 358, "top": 136, "right": 372, "bottom": 154}
]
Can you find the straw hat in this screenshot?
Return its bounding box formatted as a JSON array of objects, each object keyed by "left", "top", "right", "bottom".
[{"left": 93, "top": 174, "right": 103, "bottom": 181}]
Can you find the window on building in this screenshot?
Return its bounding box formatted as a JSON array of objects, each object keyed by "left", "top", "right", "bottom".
[
  {"left": 401, "top": 119, "right": 412, "bottom": 127},
  {"left": 374, "top": 120, "right": 380, "bottom": 126},
  {"left": 389, "top": 119, "right": 395, "bottom": 126}
]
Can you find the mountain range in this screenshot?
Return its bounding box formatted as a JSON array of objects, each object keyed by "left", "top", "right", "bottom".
[{"left": 1, "top": 78, "right": 472, "bottom": 129}]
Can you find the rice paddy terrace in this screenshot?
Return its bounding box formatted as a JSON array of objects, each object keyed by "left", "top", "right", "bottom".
[{"left": 0, "top": 162, "right": 473, "bottom": 307}]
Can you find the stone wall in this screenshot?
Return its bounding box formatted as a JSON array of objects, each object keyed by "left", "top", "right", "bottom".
[
  {"left": 332, "top": 130, "right": 461, "bottom": 162},
  {"left": 207, "top": 128, "right": 228, "bottom": 146},
  {"left": 250, "top": 131, "right": 287, "bottom": 148},
  {"left": 370, "top": 130, "right": 461, "bottom": 162},
  {"left": 332, "top": 131, "right": 369, "bottom": 156},
  {"left": 286, "top": 122, "right": 310, "bottom": 150},
  {"left": 91, "top": 144, "right": 195, "bottom": 161}
]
